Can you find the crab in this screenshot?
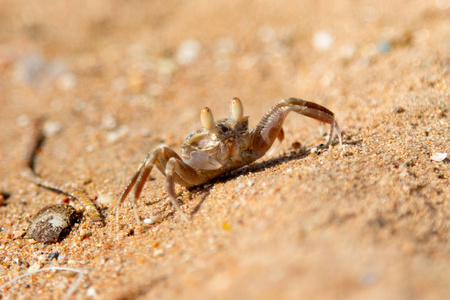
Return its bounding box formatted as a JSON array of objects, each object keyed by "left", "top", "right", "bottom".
[{"left": 116, "top": 97, "right": 342, "bottom": 224}]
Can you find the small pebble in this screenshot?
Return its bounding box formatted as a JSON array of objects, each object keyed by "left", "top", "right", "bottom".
[
  {"left": 339, "top": 44, "right": 356, "bottom": 59},
  {"left": 55, "top": 72, "right": 77, "bottom": 91},
  {"left": 85, "top": 144, "right": 96, "bottom": 152},
  {"left": 37, "top": 254, "right": 47, "bottom": 263},
  {"left": 16, "top": 114, "right": 30, "bottom": 127},
  {"left": 239, "top": 54, "right": 258, "bottom": 70},
  {"left": 106, "top": 125, "right": 129, "bottom": 143},
  {"left": 86, "top": 287, "right": 99, "bottom": 298},
  {"left": 78, "top": 229, "right": 91, "bottom": 240},
  {"left": 101, "top": 114, "right": 118, "bottom": 130},
  {"left": 28, "top": 262, "right": 42, "bottom": 272},
  {"left": 43, "top": 120, "right": 62, "bottom": 136},
  {"left": 68, "top": 259, "right": 77, "bottom": 265},
  {"left": 13, "top": 230, "right": 26, "bottom": 239},
  {"left": 393, "top": 106, "right": 406, "bottom": 113},
  {"left": 312, "top": 30, "right": 334, "bottom": 51},
  {"left": 15, "top": 52, "right": 45, "bottom": 85},
  {"left": 235, "top": 182, "right": 246, "bottom": 192},
  {"left": 320, "top": 71, "right": 335, "bottom": 87},
  {"left": 157, "top": 57, "right": 176, "bottom": 76},
  {"left": 175, "top": 39, "right": 201, "bottom": 66},
  {"left": 127, "top": 70, "right": 146, "bottom": 94},
  {"left": 377, "top": 39, "right": 392, "bottom": 54},
  {"left": 215, "top": 37, "right": 237, "bottom": 56},
  {"left": 140, "top": 128, "right": 152, "bottom": 137},
  {"left": 153, "top": 248, "right": 164, "bottom": 257},
  {"left": 96, "top": 193, "right": 114, "bottom": 207},
  {"left": 47, "top": 252, "right": 60, "bottom": 261},
  {"left": 221, "top": 222, "right": 231, "bottom": 231}
]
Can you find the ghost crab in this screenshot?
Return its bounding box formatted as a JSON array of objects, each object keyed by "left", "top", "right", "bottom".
[{"left": 116, "top": 97, "right": 342, "bottom": 224}]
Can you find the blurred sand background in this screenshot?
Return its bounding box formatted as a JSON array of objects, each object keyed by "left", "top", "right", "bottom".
[{"left": 0, "top": 0, "right": 449, "bottom": 299}]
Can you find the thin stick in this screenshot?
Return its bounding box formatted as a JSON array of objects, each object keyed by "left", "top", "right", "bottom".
[
  {"left": 21, "top": 118, "right": 103, "bottom": 224},
  {"left": 0, "top": 267, "right": 83, "bottom": 300}
]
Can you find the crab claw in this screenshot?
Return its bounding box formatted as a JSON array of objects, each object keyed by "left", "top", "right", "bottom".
[
  {"left": 231, "top": 97, "right": 244, "bottom": 123},
  {"left": 201, "top": 107, "right": 218, "bottom": 135}
]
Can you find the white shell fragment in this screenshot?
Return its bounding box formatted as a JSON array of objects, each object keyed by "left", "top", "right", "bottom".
[
  {"left": 143, "top": 215, "right": 162, "bottom": 225},
  {"left": 430, "top": 152, "right": 448, "bottom": 162},
  {"left": 26, "top": 204, "right": 77, "bottom": 244}
]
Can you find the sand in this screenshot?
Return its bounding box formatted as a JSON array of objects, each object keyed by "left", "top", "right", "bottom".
[{"left": 0, "top": 0, "right": 449, "bottom": 299}]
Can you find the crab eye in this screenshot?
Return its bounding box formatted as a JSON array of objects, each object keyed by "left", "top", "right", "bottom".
[
  {"left": 201, "top": 107, "right": 218, "bottom": 133},
  {"left": 231, "top": 97, "right": 243, "bottom": 122}
]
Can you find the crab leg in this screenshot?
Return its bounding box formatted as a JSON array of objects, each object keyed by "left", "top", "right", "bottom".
[
  {"left": 164, "top": 157, "right": 208, "bottom": 222},
  {"left": 116, "top": 146, "right": 207, "bottom": 224},
  {"left": 250, "top": 98, "right": 342, "bottom": 158},
  {"left": 116, "top": 146, "right": 165, "bottom": 223}
]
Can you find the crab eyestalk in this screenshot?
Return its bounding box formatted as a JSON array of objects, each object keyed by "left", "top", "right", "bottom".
[
  {"left": 201, "top": 107, "right": 218, "bottom": 136},
  {"left": 231, "top": 97, "right": 244, "bottom": 123}
]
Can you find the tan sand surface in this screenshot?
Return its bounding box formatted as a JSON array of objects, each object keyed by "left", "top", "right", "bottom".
[{"left": 0, "top": 0, "right": 449, "bottom": 299}]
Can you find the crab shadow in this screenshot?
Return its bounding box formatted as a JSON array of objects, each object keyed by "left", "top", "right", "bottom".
[
  {"left": 144, "top": 135, "right": 361, "bottom": 221},
  {"left": 143, "top": 148, "right": 313, "bottom": 220},
  {"left": 141, "top": 148, "right": 311, "bottom": 219},
  {"left": 185, "top": 133, "right": 363, "bottom": 217},
  {"left": 186, "top": 146, "right": 317, "bottom": 218}
]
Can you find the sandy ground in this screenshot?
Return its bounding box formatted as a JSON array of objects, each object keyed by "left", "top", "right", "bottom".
[{"left": 0, "top": 0, "right": 449, "bottom": 299}]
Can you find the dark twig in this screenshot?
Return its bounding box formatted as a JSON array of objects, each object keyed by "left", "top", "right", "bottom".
[{"left": 21, "top": 118, "right": 104, "bottom": 224}]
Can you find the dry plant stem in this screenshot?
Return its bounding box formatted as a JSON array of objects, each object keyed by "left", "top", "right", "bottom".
[
  {"left": 21, "top": 118, "right": 103, "bottom": 224},
  {"left": 0, "top": 267, "right": 83, "bottom": 300}
]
